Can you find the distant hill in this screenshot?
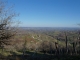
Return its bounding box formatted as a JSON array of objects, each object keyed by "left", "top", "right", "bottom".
[{"left": 18, "top": 27, "right": 80, "bottom": 31}]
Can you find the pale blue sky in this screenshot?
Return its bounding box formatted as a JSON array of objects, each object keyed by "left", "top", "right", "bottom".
[{"left": 5, "top": 0, "right": 80, "bottom": 27}]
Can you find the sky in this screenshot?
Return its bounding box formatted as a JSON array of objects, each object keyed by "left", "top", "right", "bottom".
[{"left": 3, "top": 0, "right": 80, "bottom": 27}]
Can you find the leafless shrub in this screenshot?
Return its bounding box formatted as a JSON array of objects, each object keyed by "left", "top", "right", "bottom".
[{"left": 0, "top": 0, "right": 19, "bottom": 50}]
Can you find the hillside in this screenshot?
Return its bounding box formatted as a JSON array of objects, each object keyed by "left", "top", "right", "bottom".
[{"left": 1, "top": 27, "right": 80, "bottom": 60}]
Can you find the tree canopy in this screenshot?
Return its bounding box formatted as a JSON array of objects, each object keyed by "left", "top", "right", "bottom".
[{"left": 0, "top": 0, "right": 19, "bottom": 48}]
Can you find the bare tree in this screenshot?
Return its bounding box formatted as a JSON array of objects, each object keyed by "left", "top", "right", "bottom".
[
  {"left": 0, "top": 0, "right": 19, "bottom": 50},
  {"left": 64, "top": 32, "right": 68, "bottom": 54}
]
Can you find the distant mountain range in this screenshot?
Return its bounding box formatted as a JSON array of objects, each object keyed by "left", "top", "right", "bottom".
[{"left": 18, "top": 27, "right": 80, "bottom": 31}]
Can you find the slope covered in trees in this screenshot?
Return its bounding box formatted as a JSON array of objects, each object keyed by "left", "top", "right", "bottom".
[{"left": 1, "top": 27, "right": 80, "bottom": 60}]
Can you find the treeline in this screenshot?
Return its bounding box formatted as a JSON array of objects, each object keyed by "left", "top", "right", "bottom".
[{"left": 19, "top": 31, "right": 80, "bottom": 56}]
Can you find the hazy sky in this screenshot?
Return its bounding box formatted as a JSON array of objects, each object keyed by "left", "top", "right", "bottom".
[{"left": 5, "top": 0, "right": 80, "bottom": 27}]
